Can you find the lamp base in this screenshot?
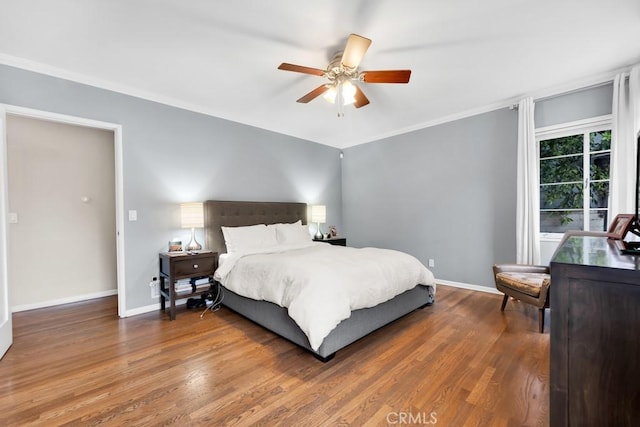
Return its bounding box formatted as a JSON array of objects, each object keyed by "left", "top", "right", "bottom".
[
  {"left": 185, "top": 228, "right": 202, "bottom": 251},
  {"left": 315, "top": 222, "right": 323, "bottom": 240}
]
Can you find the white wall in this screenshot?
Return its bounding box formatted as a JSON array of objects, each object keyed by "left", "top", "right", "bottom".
[{"left": 7, "top": 115, "right": 117, "bottom": 308}]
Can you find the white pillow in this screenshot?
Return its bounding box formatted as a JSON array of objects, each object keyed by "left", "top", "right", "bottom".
[
  {"left": 221, "top": 224, "right": 278, "bottom": 253},
  {"left": 272, "top": 220, "right": 312, "bottom": 244}
]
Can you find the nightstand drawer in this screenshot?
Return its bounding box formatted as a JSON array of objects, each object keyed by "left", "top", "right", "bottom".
[{"left": 173, "top": 257, "right": 216, "bottom": 276}]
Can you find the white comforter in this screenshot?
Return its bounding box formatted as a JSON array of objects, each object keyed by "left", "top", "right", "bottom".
[{"left": 214, "top": 242, "right": 435, "bottom": 351}]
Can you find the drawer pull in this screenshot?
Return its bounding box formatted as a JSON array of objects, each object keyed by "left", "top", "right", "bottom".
[{"left": 193, "top": 264, "right": 199, "bottom": 269}]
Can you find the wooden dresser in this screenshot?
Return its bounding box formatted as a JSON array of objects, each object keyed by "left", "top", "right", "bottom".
[{"left": 550, "top": 235, "right": 640, "bottom": 426}]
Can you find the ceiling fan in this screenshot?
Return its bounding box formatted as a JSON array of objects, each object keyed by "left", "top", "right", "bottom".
[{"left": 277, "top": 34, "right": 411, "bottom": 116}]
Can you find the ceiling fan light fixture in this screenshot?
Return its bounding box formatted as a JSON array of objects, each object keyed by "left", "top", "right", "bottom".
[
  {"left": 277, "top": 33, "right": 411, "bottom": 112},
  {"left": 341, "top": 81, "right": 356, "bottom": 105},
  {"left": 323, "top": 85, "right": 337, "bottom": 104},
  {"left": 323, "top": 81, "right": 356, "bottom": 106}
]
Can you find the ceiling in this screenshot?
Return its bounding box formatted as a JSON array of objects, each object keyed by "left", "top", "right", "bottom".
[{"left": 1, "top": 0, "right": 639, "bottom": 149}]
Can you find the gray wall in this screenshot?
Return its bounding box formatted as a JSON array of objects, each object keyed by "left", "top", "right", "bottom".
[
  {"left": 342, "top": 83, "right": 614, "bottom": 290},
  {"left": 0, "top": 64, "right": 615, "bottom": 300},
  {"left": 0, "top": 64, "right": 343, "bottom": 312},
  {"left": 535, "top": 83, "right": 613, "bottom": 127},
  {"left": 342, "top": 108, "right": 518, "bottom": 288}
]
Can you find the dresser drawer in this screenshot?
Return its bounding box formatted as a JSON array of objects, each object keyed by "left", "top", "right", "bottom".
[{"left": 173, "top": 256, "right": 216, "bottom": 276}]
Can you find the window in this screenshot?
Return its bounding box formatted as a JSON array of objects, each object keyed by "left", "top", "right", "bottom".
[{"left": 537, "top": 117, "right": 612, "bottom": 235}]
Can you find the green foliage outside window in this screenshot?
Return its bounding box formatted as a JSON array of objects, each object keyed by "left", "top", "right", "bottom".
[{"left": 540, "top": 130, "right": 611, "bottom": 231}]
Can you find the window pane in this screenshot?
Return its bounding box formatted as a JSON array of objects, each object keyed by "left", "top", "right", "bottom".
[
  {"left": 540, "top": 134, "right": 583, "bottom": 158},
  {"left": 540, "top": 210, "right": 583, "bottom": 233},
  {"left": 538, "top": 125, "right": 612, "bottom": 233},
  {"left": 590, "top": 153, "right": 610, "bottom": 180},
  {"left": 540, "top": 156, "right": 583, "bottom": 184},
  {"left": 540, "top": 183, "right": 583, "bottom": 210},
  {"left": 589, "top": 210, "right": 608, "bottom": 232},
  {"left": 590, "top": 181, "right": 609, "bottom": 208},
  {"left": 590, "top": 130, "right": 611, "bottom": 151}
]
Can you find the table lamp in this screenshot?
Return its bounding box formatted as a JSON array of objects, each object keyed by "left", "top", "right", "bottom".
[
  {"left": 311, "top": 205, "right": 326, "bottom": 239},
  {"left": 181, "top": 202, "right": 204, "bottom": 251}
]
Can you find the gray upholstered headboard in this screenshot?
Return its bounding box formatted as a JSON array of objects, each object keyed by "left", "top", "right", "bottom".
[{"left": 204, "top": 200, "right": 308, "bottom": 254}]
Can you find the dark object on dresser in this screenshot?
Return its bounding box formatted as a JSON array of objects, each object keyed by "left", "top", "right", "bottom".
[{"left": 550, "top": 235, "right": 640, "bottom": 426}]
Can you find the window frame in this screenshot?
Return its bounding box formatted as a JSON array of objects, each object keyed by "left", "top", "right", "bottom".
[{"left": 536, "top": 115, "right": 612, "bottom": 240}]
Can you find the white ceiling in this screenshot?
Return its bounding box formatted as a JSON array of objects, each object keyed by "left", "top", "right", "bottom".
[{"left": 1, "top": 0, "right": 639, "bottom": 149}]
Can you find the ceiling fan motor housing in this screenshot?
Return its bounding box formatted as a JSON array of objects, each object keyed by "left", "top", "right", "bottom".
[{"left": 326, "top": 52, "right": 359, "bottom": 84}]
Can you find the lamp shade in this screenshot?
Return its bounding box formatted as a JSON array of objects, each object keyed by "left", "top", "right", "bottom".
[
  {"left": 311, "top": 205, "right": 326, "bottom": 223},
  {"left": 180, "top": 202, "right": 204, "bottom": 229},
  {"left": 322, "top": 81, "right": 356, "bottom": 106}
]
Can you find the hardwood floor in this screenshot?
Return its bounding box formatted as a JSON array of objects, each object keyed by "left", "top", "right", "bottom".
[{"left": 0, "top": 285, "right": 549, "bottom": 426}]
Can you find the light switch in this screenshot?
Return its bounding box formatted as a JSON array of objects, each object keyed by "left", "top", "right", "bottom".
[
  {"left": 8, "top": 212, "right": 18, "bottom": 224},
  {"left": 128, "top": 210, "right": 138, "bottom": 221}
]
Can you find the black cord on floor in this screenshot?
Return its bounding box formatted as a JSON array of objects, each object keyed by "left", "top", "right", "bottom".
[{"left": 200, "top": 281, "right": 224, "bottom": 318}]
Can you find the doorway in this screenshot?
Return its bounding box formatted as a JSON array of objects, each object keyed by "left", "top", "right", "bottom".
[
  {"left": 8, "top": 114, "right": 118, "bottom": 311},
  {"left": 0, "top": 105, "right": 125, "bottom": 322}
]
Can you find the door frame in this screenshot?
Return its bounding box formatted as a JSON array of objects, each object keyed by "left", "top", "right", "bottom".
[
  {"left": 0, "top": 108, "right": 10, "bottom": 358},
  {"left": 0, "top": 104, "right": 127, "bottom": 318}
]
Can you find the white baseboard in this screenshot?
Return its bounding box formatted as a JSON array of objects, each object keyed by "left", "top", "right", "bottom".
[
  {"left": 126, "top": 302, "right": 162, "bottom": 317},
  {"left": 125, "top": 281, "right": 500, "bottom": 317},
  {"left": 11, "top": 281, "right": 499, "bottom": 316},
  {"left": 11, "top": 289, "right": 118, "bottom": 313},
  {"left": 436, "top": 279, "right": 501, "bottom": 295},
  {"left": 124, "top": 296, "right": 192, "bottom": 317}
]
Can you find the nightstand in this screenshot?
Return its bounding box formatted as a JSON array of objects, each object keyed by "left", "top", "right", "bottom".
[
  {"left": 313, "top": 237, "right": 347, "bottom": 246},
  {"left": 158, "top": 251, "right": 218, "bottom": 320}
]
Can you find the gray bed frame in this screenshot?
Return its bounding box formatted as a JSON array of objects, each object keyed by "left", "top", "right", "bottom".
[{"left": 204, "top": 200, "right": 434, "bottom": 362}]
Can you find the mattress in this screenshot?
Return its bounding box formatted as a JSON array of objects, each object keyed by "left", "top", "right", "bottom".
[{"left": 214, "top": 242, "right": 435, "bottom": 350}]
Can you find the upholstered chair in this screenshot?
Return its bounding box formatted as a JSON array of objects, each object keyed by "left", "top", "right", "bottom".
[
  {"left": 493, "top": 214, "right": 635, "bottom": 333},
  {"left": 492, "top": 264, "right": 550, "bottom": 333}
]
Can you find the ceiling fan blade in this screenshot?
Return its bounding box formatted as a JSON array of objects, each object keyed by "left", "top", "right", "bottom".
[
  {"left": 278, "top": 63, "right": 325, "bottom": 77},
  {"left": 353, "top": 84, "right": 370, "bottom": 108},
  {"left": 296, "top": 85, "right": 331, "bottom": 103},
  {"left": 361, "top": 70, "right": 412, "bottom": 83},
  {"left": 341, "top": 34, "right": 372, "bottom": 69}
]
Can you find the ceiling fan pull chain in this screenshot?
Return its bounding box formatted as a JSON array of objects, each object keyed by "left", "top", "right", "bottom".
[{"left": 337, "top": 82, "right": 344, "bottom": 117}]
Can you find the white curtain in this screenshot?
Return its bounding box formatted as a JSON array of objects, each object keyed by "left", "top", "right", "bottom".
[
  {"left": 610, "top": 65, "right": 640, "bottom": 218},
  {"left": 516, "top": 97, "right": 540, "bottom": 264}
]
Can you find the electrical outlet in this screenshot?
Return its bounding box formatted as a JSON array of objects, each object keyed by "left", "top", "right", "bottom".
[
  {"left": 428, "top": 259, "right": 435, "bottom": 268},
  {"left": 149, "top": 277, "right": 159, "bottom": 298}
]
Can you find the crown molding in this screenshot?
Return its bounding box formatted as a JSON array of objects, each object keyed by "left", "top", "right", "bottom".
[
  {"left": 0, "top": 53, "right": 259, "bottom": 132},
  {"left": 1, "top": 53, "right": 636, "bottom": 150}
]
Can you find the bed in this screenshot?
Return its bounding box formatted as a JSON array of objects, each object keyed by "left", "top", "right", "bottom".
[{"left": 204, "top": 200, "right": 435, "bottom": 361}]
